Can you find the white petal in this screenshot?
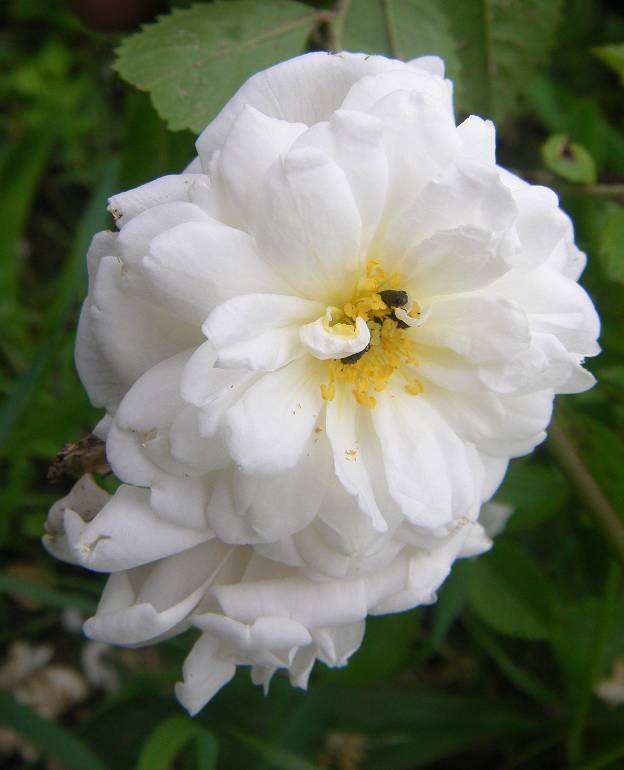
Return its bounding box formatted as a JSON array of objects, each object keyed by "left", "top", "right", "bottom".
[
  {"left": 254, "top": 147, "right": 362, "bottom": 303},
  {"left": 222, "top": 358, "right": 323, "bottom": 475},
  {"left": 414, "top": 296, "right": 531, "bottom": 363},
  {"left": 193, "top": 613, "right": 312, "bottom": 651},
  {"left": 108, "top": 174, "right": 200, "bottom": 227},
  {"left": 212, "top": 105, "right": 307, "bottom": 228},
  {"left": 313, "top": 621, "right": 365, "bottom": 666},
  {"left": 457, "top": 115, "right": 496, "bottom": 166},
  {"left": 402, "top": 226, "right": 512, "bottom": 296},
  {"left": 86, "top": 230, "right": 119, "bottom": 294},
  {"left": 207, "top": 444, "right": 327, "bottom": 543},
  {"left": 342, "top": 67, "right": 453, "bottom": 120},
  {"left": 180, "top": 341, "right": 254, "bottom": 414},
  {"left": 409, "top": 55, "right": 445, "bottom": 77},
  {"left": 508, "top": 184, "right": 569, "bottom": 269},
  {"left": 385, "top": 161, "right": 517, "bottom": 257},
  {"left": 368, "top": 88, "right": 459, "bottom": 215},
  {"left": 491, "top": 265, "right": 600, "bottom": 356},
  {"left": 66, "top": 485, "right": 212, "bottom": 572},
  {"left": 116, "top": 201, "right": 211, "bottom": 268},
  {"left": 150, "top": 474, "right": 211, "bottom": 530},
  {"left": 300, "top": 311, "right": 370, "bottom": 360},
  {"left": 292, "top": 109, "right": 388, "bottom": 246},
  {"left": 75, "top": 300, "right": 126, "bottom": 411},
  {"left": 89, "top": 256, "right": 201, "bottom": 390},
  {"left": 368, "top": 523, "right": 471, "bottom": 613},
  {"left": 211, "top": 574, "right": 368, "bottom": 629},
  {"left": 204, "top": 293, "right": 323, "bottom": 371},
  {"left": 175, "top": 633, "right": 236, "bottom": 715},
  {"left": 83, "top": 541, "right": 224, "bottom": 646},
  {"left": 325, "top": 391, "right": 386, "bottom": 531},
  {"left": 372, "top": 390, "right": 479, "bottom": 527},
  {"left": 107, "top": 351, "right": 194, "bottom": 485},
  {"left": 143, "top": 220, "right": 292, "bottom": 325},
  {"left": 424, "top": 384, "right": 553, "bottom": 458}
]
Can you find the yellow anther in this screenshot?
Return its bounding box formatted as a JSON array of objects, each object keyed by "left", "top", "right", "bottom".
[
  {"left": 320, "top": 259, "right": 422, "bottom": 408},
  {"left": 321, "top": 382, "right": 335, "bottom": 401}
]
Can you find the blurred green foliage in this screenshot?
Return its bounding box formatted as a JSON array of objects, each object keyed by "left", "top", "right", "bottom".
[{"left": 1, "top": 1, "right": 624, "bottom": 769}]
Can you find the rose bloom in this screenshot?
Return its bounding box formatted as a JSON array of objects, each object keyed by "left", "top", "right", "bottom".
[{"left": 44, "top": 52, "right": 599, "bottom": 713}]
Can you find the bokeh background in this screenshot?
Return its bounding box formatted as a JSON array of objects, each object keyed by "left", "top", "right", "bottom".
[{"left": 2, "top": 1, "right": 624, "bottom": 768}]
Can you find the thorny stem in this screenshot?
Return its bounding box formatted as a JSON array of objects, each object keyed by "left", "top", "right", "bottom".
[
  {"left": 547, "top": 417, "right": 624, "bottom": 568},
  {"left": 514, "top": 169, "right": 624, "bottom": 202},
  {"left": 327, "top": 0, "right": 352, "bottom": 52}
]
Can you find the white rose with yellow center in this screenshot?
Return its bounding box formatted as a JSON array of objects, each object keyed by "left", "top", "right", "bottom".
[{"left": 45, "top": 51, "right": 599, "bottom": 712}]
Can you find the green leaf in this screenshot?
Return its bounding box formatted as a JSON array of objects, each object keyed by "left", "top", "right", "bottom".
[
  {"left": 465, "top": 539, "right": 556, "bottom": 639},
  {"left": 542, "top": 133, "right": 597, "bottom": 184},
  {"left": 593, "top": 43, "right": 624, "bottom": 85},
  {"left": 441, "top": 0, "right": 563, "bottom": 122},
  {"left": 343, "top": 0, "right": 460, "bottom": 84},
  {"left": 598, "top": 205, "right": 624, "bottom": 285},
  {"left": 135, "top": 715, "right": 218, "bottom": 770},
  {"left": 115, "top": 1, "right": 321, "bottom": 133},
  {"left": 0, "top": 690, "right": 111, "bottom": 770}
]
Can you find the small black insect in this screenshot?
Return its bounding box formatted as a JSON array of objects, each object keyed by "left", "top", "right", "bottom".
[
  {"left": 340, "top": 343, "right": 371, "bottom": 365},
  {"left": 378, "top": 289, "right": 408, "bottom": 308}
]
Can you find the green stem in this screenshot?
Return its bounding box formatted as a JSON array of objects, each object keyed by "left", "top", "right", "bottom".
[{"left": 547, "top": 418, "right": 624, "bottom": 569}]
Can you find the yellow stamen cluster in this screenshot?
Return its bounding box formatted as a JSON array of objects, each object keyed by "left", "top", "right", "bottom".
[{"left": 321, "top": 260, "right": 423, "bottom": 408}]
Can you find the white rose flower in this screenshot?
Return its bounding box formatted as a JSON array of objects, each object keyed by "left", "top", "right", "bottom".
[{"left": 46, "top": 51, "right": 599, "bottom": 712}]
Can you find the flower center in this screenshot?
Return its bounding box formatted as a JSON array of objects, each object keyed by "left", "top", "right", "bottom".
[{"left": 320, "top": 259, "right": 424, "bottom": 408}]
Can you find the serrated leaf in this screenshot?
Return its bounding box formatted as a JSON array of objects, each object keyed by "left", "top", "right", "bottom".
[
  {"left": 465, "top": 539, "right": 556, "bottom": 640},
  {"left": 598, "top": 205, "right": 624, "bottom": 284},
  {"left": 343, "top": 0, "right": 461, "bottom": 86},
  {"left": 593, "top": 43, "right": 624, "bottom": 85},
  {"left": 115, "top": 1, "right": 321, "bottom": 133},
  {"left": 441, "top": 0, "right": 563, "bottom": 122},
  {"left": 542, "top": 133, "right": 597, "bottom": 184}
]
